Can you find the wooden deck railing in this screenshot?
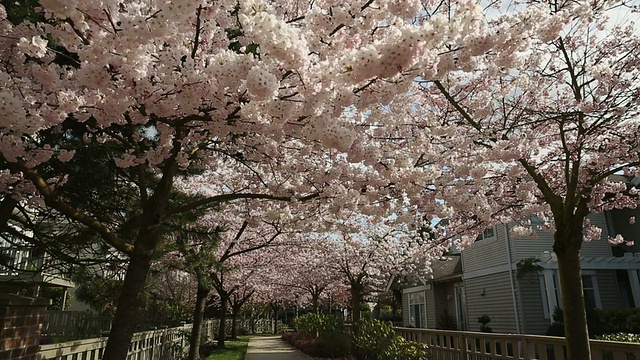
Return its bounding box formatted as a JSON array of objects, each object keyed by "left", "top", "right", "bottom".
[{"left": 394, "top": 327, "right": 640, "bottom": 360}]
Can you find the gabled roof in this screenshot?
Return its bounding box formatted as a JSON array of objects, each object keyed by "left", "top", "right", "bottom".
[
  {"left": 425, "top": 255, "right": 462, "bottom": 282},
  {"left": 385, "top": 255, "right": 463, "bottom": 292}
]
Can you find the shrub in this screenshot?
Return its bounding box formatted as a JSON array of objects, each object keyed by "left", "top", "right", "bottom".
[
  {"left": 293, "top": 313, "right": 344, "bottom": 337},
  {"left": 547, "top": 307, "right": 640, "bottom": 338},
  {"left": 382, "top": 336, "right": 431, "bottom": 360},
  {"left": 351, "top": 319, "right": 432, "bottom": 360},
  {"left": 286, "top": 315, "right": 350, "bottom": 358},
  {"left": 351, "top": 319, "right": 396, "bottom": 359},
  {"left": 597, "top": 308, "right": 640, "bottom": 334},
  {"left": 597, "top": 333, "right": 640, "bottom": 343},
  {"left": 478, "top": 314, "right": 493, "bottom": 333}
]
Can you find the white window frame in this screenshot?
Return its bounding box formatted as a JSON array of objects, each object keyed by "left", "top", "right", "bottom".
[
  {"left": 408, "top": 291, "right": 427, "bottom": 328},
  {"left": 540, "top": 269, "right": 601, "bottom": 320},
  {"left": 475, "top": 227, "right": 497, "bottom": 243}
]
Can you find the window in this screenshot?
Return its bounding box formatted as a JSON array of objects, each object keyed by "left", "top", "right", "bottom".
[
  {"left": 541, "top": 270, "right": 601, "bottom": 319},
  {"left": 582, "top": 275, "right": 600, "bottom": 310},
  {"left": 475, "top": 227, "right": 496, "bottom": 242},
  {"left": 408, "top": 292, "right": 427, "bottom": 328}
]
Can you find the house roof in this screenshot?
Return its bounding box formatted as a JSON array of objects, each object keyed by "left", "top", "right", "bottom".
[
  {"left": 425, "top": 255, "right": 462, "bottom": 282},
  {"left": 384, "top": 255, "right": 462, "bottom": 292}
]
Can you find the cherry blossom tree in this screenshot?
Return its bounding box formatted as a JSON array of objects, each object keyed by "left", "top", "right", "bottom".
[
  {"left": 174, "top": 204, "right": 298, "bottom": 355},
  {"left": 0, "top": 0, "right": 573, "bottom": 358},
  {"left": 147, "top": 257, "right": 198, "bottom": 324},
  {"left": 384, "top": 2, "right": 640, "bottom": 358},
  {"left": 312, "top": 215, "right": 439, "bottom": 324},
  {"left": 266, "top": 236, "right": 342, "bottom": 314}
]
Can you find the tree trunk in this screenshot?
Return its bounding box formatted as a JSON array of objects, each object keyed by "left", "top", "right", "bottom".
[
  {"left": 0, "top": 196, "right": 17, "bottom": 231},
  {"left": 271, "top": 302, "right": 280, "bottom": 334},
  {"left": 102, "top": 249, "right": 154, "bottom": 359},
  {"left": 349, "top": 286, "right": 363, "bottom": 359},
  {"left": 312, "top": 294, "right": 320, "bottom": 314},
  {"left": 391, "top": 288, "right": 402, "bottom": 318},
  {"left": 555, "top": 239, "right": 591, "bottom": 360},
  {"left": 216, "top": 292, "right": 229, "bottom": 348},
  {"left": 230, "top": 310, "right": 238, "bottom": 339},
  {"left": 350, "top": 287, "right": 362, "bottom": 324},
  {"left": 188, "top": 283, "right": 210, "bottom": 360}
]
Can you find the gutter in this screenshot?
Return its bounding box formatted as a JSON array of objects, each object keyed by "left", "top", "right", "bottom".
[{"left": 505, "top": 224, "right": 522, "bottom": 334}]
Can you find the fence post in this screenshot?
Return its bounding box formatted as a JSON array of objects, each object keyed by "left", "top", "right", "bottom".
[{"left": 0, "top": 294, "right": 50, "bottom": 360}]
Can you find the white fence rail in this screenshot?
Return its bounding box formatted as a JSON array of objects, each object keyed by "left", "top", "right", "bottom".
[
  {"left": 394, "top": 327, "right": 640, "bottom": 360},
  {"left": 37, "top": 318, "right": 278, "bottom": 359},
  {"left": 37, "top": 323, "right": 195, "bottom": 360}
]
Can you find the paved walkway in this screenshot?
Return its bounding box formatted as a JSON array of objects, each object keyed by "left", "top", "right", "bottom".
[{"left": 245, "top": 335, "right": 313, "bottom": 360}]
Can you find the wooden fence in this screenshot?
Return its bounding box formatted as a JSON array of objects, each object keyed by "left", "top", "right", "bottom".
[
  {"left": 37, "top": 318, "right": 279, "bottom": 359},
  {"left": 394, "top": 327, "right": 640, "bottom": 360},
  {"left": 41, "top": 311, "right": 280, "bottom": 341},
  {"left": 42, "top": 311, "right": 112, "bottom": 339},
  {"left": 37, "top": 323, "right": 195, "bottom": 360}
]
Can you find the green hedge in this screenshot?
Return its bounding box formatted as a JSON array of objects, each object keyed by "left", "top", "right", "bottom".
[
  {"left": 597, "top": 333, "right": 640, "bottom": 343},
  {"left": 287, "top": 315, "right": 431, "bottom": 360},
  {"left": 547, "top": 307, "right": 640, "bottom": 338}
]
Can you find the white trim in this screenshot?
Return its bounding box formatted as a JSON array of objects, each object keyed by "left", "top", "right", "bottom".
[
  {"left": 590, "top": 274, "right": 602, "bottom": 309},
  {"left": 539, "top": 274, "right": 551, "bottom": 320},
  {"left": 543, "top": 269, "right": 558, "bottom": 321},
  {"left": 384, "top": 275, "right": 395, "bottom": 292},
  {"left": 628, "top": 270, "right": 640, "bottom": 307},
  {"left": 408, "top": 291, "right": 428, "bottom": 328},
  {"left": 473, "top": 226, "right": 497, "bottom": 245},
  {"left": 538, "top": 254, "right": 640, "bottom": 270},
  {"left": 403, "top": 284, "right": 431, "bottom": 293},
  {"left": 454, "top": 283, "right": 467, "bottom": 330},
  {"left": 540, "top": 269, "right": 602, "bottom": 320}
]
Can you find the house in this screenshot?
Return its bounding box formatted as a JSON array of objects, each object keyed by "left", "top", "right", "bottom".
[
  {"left": 0, "top": 233, "right": 75, "bottom": 304},
  {"left": 0, "top": 205, "right": 82, "bottom": 310},
  {"left": 399, "top": 208, "right": 640, "bottom": 335}
]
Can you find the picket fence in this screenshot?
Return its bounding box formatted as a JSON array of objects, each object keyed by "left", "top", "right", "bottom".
[{"left": 37, "top": 318, "right": 278, "bottom": 360}]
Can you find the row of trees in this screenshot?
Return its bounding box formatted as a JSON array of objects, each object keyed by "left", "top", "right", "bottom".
[{"left": 1, "top": 0, "right": 639, "bottom": 359}]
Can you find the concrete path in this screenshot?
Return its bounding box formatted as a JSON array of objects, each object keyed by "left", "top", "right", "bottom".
[{"left": 245, "top": 335, "right": 313, "bottom": 360}]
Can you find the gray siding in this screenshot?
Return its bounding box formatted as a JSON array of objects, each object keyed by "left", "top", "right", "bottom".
[
  {"left": 402, "top": 291, "right": 409, "bottom": 326},
  {"left": 581, "top": 213, "right": 614, "bottom": 257},
  {"left": 596, "top": 270, "right": 621, "bottom": 309},
  {"left": 513, "top": 213, "right": 612, "bottom": 260},
  {"left": 433, "top": 283, "right": 447, "bottom": 328},
  {"left": 426, "top": 287, "right": 436, "bottom": 328},
  {"left": 518, "top": 273, "right": 549, "bottom": 335},
  {"left": 514, "top": 270, "right": 623, "bottom": 335},
  {"left": 464, "top": 272, "right": 519, "bottom": 333},
  {"left": 462, "top": 225, "right": 509, "bottom": 273}
]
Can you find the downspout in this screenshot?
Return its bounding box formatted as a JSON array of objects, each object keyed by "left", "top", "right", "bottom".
[{"left": 505, "top": 224, "right": 522, "bottom": 334}]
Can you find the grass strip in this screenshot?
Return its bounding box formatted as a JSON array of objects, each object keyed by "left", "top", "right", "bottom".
[{"left": 206, "top": 337, "right": 250, "bottom": 360}]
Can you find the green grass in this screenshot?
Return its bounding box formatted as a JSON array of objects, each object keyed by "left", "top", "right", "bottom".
[{"left": 206, "top": 337, "right": 250, "bottom": 360}]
